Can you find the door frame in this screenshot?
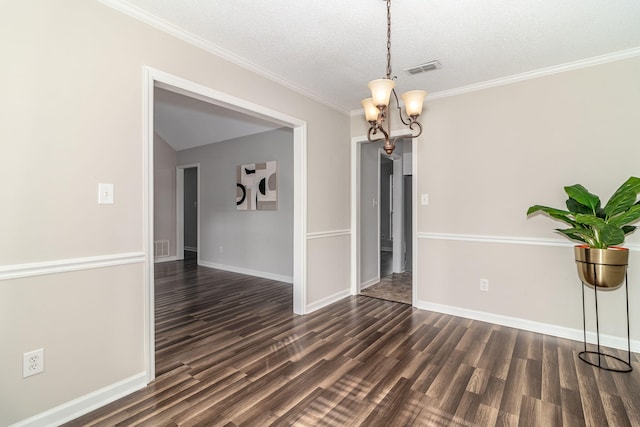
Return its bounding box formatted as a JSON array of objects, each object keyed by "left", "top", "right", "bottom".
[
  {"left": 176, "top": 164, "right": 200, "bottom": 262},
  {"left": 143, "top": 66, "right": 307, "bottom": 383},
  {"left": 351, "top": 132, "right": 417, "bottom": 300}
]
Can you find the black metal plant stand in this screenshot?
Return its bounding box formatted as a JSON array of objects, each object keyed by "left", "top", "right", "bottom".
[{"left": 579, "top": 265, "right": 632, "bottom": 373}]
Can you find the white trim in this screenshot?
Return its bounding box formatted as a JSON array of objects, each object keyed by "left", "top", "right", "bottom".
[
  {"left": 154, "top": 256, "right": 178, "bottom": 263},
  {"left": 360, "top": 276, "right": 380, "bottom": 290},
  {"left": 305, "top": 289, "right": 352, "bottom": 313},
  {"left": 98, "top": 0, "right": 347, "bottom": 115},
  {"left": 143, "top": 66, "right": 156, "bottom": 383},
  {"left": 198, "top": 260, "right": 293, "bottom": 284},
  {"left": 9, "top": 372, "right": 146, "bottom": 427},
  {"left": 350, "top": 136, "right": 361, "bottom": 296},
  {"left": 416, "top": 300, "right": 640, "bottom": 353},
  {"left": 417, "top": 232, "right": 640, "bottom": 250},
  {"left": 293, "top": 124, "right": 307, "bottom": 315},
  {"left": 306, "top": 229, "right": 351, "bottom": 240},
  {"left": 427, "top": 47, "right": 640, "bottom": 101},
  {"left": 376, "top": 149, "right": 381, "bottom": 280},
  {"left": 351, "top": 131, "right": 416, "bottom": 300},
  {"left": 0, "top": 252, "right": 145, "bottom": 281},
  {"left": 411, "top": 138, "right": 418, "bottom": 307},
  {"left": 351, "top": 47, "right": 640, "bottom": 116}
]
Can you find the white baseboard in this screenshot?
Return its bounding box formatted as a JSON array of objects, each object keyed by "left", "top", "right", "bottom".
[
  {"left": 198, "top": 260, "right": 293, "bottom": 284},
  {"left": 360, "top": 276, "right": 380, "bottom": 290},
  {"left": 306, "top": 289, "right": 352, "bottom": 313},
  {"left": 416, "top": 300, "right": 640, "bottom": 353},
  {"left": 10, "top": 372, "right": 147, "bottom": 427},
  {"left": 154, "top": 255, "right": 178, "bottom": 263}
]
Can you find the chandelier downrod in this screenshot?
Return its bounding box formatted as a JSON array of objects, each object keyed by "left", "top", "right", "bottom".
[{"left": 362, "top": 0, "right": 427, "bottom": 155}]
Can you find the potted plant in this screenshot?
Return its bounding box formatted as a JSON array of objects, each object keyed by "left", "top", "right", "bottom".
[{"left": 527, "top": 177, "right": 640, "bottom": 289}]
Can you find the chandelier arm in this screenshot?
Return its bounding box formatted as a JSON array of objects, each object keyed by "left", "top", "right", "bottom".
[
  {"left": 392, "top": 88, "right": 412, "bottom": 126},
  {"left": 367, "top": 125, "right": 388, "bottom": 144},
  {"left": 406, "top": 120, "right": 423, "bottom": 138},
  {"left": 410, "top": 120, "right": 423, "bottom": 136}
]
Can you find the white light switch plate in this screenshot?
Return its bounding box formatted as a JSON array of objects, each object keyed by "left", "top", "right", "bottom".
[
  {"left": 98, "top": 183, "right": 114, "bottom": 204},
  {"left": 421, "top": 194, "right": 429, "bottom": 205}
]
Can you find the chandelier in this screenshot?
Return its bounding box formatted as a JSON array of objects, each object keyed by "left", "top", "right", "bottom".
[{"left": 361, "top": 0, "right": 427, "bottom": 155}]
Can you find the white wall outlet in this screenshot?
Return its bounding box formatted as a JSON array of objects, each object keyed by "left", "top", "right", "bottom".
[
  {"left": 98, "top": 183, "right": 114, "bottom": 204},
  {"left": 23, "top": 348, "right": 44, "bottom": 378},
  {"left": 480, "top": 279, "right": 489, "bottom": 292},
  {"left": 219, "top": 246, "right": 224, "bottom": 253},
  {"left": 421, "top": 194, "right": 429, "bottom": 205}
]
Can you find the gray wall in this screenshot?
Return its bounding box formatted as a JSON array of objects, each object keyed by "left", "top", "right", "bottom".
[
  {"left": 184, "top": 167, "right": 198, "bottom": 250},
  {"left": 154, "top": 133, "right": 177, "bottom": 257},
  {"left": 360, "top": 141, "right": 382, "bottom": 286},
  {"left": 177, "top": 127, "right": 293, "bottom": 281}
]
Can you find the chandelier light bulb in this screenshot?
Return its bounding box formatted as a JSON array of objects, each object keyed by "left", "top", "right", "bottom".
[
  {"left": 401, "top": 90, "right": 428, "bottom": 117},
  {"left": 368, "top": 78, "right": 395, "bottom": 107},
  {"left": 361, "top": 98, "right": 380, "bottom": 122}
]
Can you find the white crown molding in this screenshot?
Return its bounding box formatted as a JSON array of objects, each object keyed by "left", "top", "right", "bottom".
[
  {"left": 417, "top": 232, "right": 640, "bottom": 251},
  {"left": 98, "top": 0, "right": 349, "bottom": 115},
  {"left": 351, "top": 46, "right": 640, "bottom": 116},
  {"left": 427, "top": 47, "right": 640, "bottom": 101},
  {"left": 0, "top": 252, "right": 146, "bottom": 281}
]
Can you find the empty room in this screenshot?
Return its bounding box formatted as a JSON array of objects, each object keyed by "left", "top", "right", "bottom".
[{"left": 2, "top": 1, "right": 640, "bottom": 426}]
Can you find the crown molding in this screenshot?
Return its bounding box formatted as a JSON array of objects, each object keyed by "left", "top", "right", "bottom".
[
  {"left": 351, "top": 46, "right": 640, "bottom": 116},
  {"left": 426, "top": 47, "right": 640, "bottom": 101},
  {"left": 98, "top": 0, "right": 349, "bottom": 115}
]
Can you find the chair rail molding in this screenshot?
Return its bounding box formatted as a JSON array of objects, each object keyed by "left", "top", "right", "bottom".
[{"left": 0, "top": 252, "right": 146, "bottom": 281}]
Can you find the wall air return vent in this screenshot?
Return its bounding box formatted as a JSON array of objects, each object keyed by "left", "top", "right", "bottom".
[
  {"left": 154, "top": 240, "right": 170, "bottom": 258},
  {"left": 404, "top": 60, "right": 442, "bottom": 75}
]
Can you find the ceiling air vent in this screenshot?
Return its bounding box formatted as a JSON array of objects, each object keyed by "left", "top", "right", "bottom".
[{"left": 404, "top": 60, "right": 442, "bottom": 75}]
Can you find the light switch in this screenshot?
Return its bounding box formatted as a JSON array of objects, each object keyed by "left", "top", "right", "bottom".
[
  {"left": 98, "top": 183, "right": 114, "bottom": 205},
  {"left": 421, "top": 194, "right": 429, "bottom": 205}
]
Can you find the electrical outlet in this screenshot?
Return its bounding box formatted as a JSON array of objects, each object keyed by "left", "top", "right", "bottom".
[
  {"left": 480, "top": 279, "right": 489, "bottom": 292},
  {"left": 219, "top": 246, "right": 223, "bottom": 253},
  {"left": 23, "top": 348, "right": 44, "bottom": 378}
]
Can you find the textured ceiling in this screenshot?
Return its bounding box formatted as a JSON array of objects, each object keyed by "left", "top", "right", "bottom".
[
  {"left": 107, "top": 0, "right": 640, "bottom": 113},
  {"left": 105, "top": 0, "right": 640, "bottom": 150}
]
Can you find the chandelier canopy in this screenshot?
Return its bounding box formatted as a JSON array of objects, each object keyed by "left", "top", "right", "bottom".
[{"left": 361, "top": 0, "right": 427, "bottom": 155}]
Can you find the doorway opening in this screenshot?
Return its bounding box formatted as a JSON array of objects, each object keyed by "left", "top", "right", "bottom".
[
  {"left": 354, "top": 137, "right": 414, "bottom": 305},
  {"left": 144, "top": 67, "right": 307, "bottom": 383},
  {"left": 176, "top": 164, "right": 199, "bottom": 263}
]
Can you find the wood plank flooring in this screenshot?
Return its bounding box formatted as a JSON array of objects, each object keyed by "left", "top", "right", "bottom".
[{"left": 63, "top": 258, "right": 640, "bottom": 426}]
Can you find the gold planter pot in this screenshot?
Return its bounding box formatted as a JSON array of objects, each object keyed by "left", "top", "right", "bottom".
[{"left": 574, "top": 245, "right": 629, "bottom": 289}]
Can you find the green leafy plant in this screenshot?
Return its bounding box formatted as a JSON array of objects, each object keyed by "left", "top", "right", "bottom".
[{"left": 527, "top": 177, "right": 640, "bottom": 249}]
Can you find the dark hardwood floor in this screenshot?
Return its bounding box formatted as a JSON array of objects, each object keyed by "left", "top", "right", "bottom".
[{"left": 64, "top": 259, "right": 640, "bottom": 426}]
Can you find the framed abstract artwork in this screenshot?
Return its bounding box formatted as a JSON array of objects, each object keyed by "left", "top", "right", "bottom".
[{"left": 236, "top": 161, "right": 278, "bottom": 210}]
